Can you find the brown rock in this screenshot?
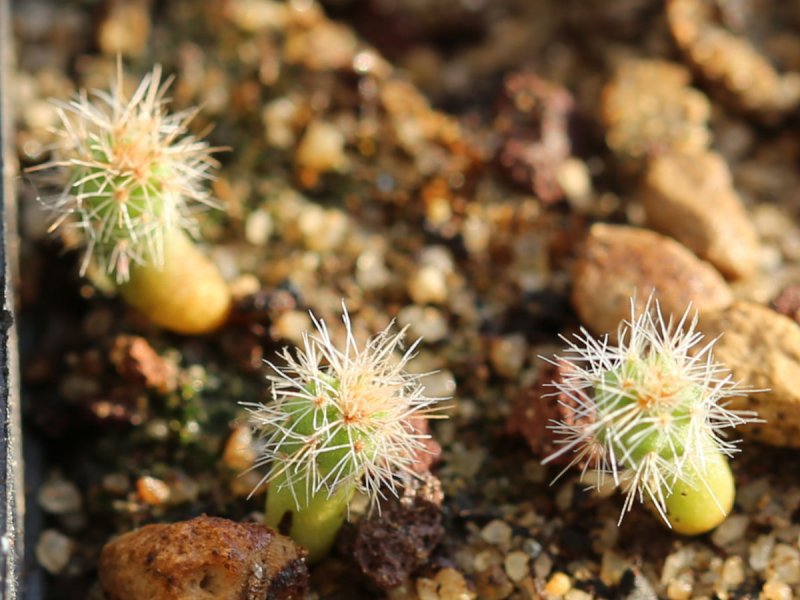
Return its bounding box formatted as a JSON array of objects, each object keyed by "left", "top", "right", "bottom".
[
  {"left": 351, "top": 476, "right": 445, "bottom": 591},
  {"left": 601, "top": 59, "right": 711, "bottom": 167},
  {"left": 494, "top": 72, "right": 576, "bottom": 203},
  {"left": 109, "top": 335, "right": 176, "bottom": 393},
  {"left": 666, "top": 0, "right": 800, "bottom": 122},
  {"left": 99, "top": 515, "right": 308, "bottom": 600},
  {"left": 640, "top": 150, "right": 760, "bottom": 280},
  {"left": 572, "top": 224, "right": 733, "bottom": 336},
  {"left": 507, "top": 361, "right": 589, "bottom": 464},
  {"left": 699, "top": 301, "right": 800, "bottom": 447}
]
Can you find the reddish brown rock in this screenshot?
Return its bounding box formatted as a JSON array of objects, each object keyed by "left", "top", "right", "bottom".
[
  {"left": 572, "top": 224, "right": 733, "bottom": 336},
  {"left": 99, "top": 516, "right": 308, "bottom": 600},
  {"left": 507, "top": 361, "right": 587, "bottom": 463},
  {"left": 109, "top": 335, "right": 176, "bottom": 393},
  {"left": 640, "top": 149, "right": 760, "bottom": 280},
  {"left": 351, "top": 474, "right": 444, "bottom": 590},
  {"left": 494, "top": 72, "right": 576, "bottom": 203}
]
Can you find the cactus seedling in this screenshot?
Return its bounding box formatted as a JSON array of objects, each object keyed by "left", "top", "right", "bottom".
[
  {"left": 245, "top": 307, "right": 443, "bottom": 562},
  {"left": 31, "top": 62, "right": 230, "bottom": 334},
  {"left": 543, "top": 297, "right": 759, "bottom": 534}
]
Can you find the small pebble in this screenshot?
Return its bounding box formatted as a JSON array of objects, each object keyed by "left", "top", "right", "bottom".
[
  {"left": 504, "top": 551, "right": 529, "bottom": 583},
  {"left": 421, "top": 370, "right": 457, "bottom": 399},
  {"left": 761, "top": 579, "right": 793, "bottom": 600},
  {"left": 462, "top": 215, "right": 491, "bottom": 255},
  {"left": 356, "top": 249, "right": 391, "bottom": 291},
  {"left": 473, "top": 548, "right": 501, "bottom": 571},
  {"left": 420, "top": 246, "right": 455, "bottom": 273},
  {"left": 38, "top": 477, "right": 82, "bottom": 514},
  {"left": 222, "top": 425, "right": 257, "bottom": 471},
  {"left": 228, "top": 274, "right": 261, "bottom": 300},
  {"left": 136, "top": 476, "right": 171, "bottom": 506},
  {"left": 272, "top": 310, "right": 312, "bottom": 346},
  {"left": 720, "top": 555, "right": 745, "bottom": 588},
  {"left": 666, "top": 577, "right": 693, "bottom": 600},
  {"left": 295, "top": 119, "right": 348, "bottom": 174},
  {"left": 556, "top": 158, "right": 592, "bottom": 212},
  {"left": 36, "top": 530, "right": 72, "bottom": 575},
  {"left": 408, "top": 265, "right": 449, "bottom": 305},
  {"left": 544, "top": 572, "right": 571, "bottom": 596},
  {"left": 522, "top": 538, "right": 542, "bottom": 558},
  {"left": 534, "top": 553, "right": 553, "bottom": 579},
  {"left": 245, "top": 209, "right": 273, "bottom": 245},
  {"left": 475, "top": 563, "right": 513, "bottom": 599},
  {"left": 298, "top": 206, "right": 349, "bottom": 252},
  {"left": 519, "top": 577, "right": 538, "bottom": 599},
  {"left": 600, "top": 550, "right": 628, "bottom": 586},
  {"left": 767, "top": 543, "right": 800, "bottom": 585},
  {"left": 481, "top": 520, "right": 513, "bottom": 547},
  {"left": 489, "top": 334, "right": 527, "bottom": 378},
  {"left": 435, "top": 567, "right": 475, "bottom": 599},
  {"left": 662, "top": 548, "right": 693, "bottom": 583},
  {"left": 711, "top": 514, "right": 749, "bottom": 547},
  {"left": 101, "top": 473, "right": 130, "bottom": 496},
  {"left": 145, "top": 419, "right": 170, "bottom": 441},
  {"left": 416, "top": 577, "right": 438, "bottom": 600},
  {"left": 749, "top": 534, "right": 775, "bottom": 572},
  {"left": 555, "top": 483, "right": 573, "bottom": 511},
  {"left": 397, "top": 306, "right": 449, "bottom": 343},
  {"left": 262, "top": 97, "right": 300, "bottom": 148}
]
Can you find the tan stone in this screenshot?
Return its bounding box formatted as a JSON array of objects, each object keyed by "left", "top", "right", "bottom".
[
  {"left": 99, "top": 516, "right": 308, "bottom": 600},
  {"left": 601, "top": 59, "right": 711, "bottom": 166},
  {"left": 641, "top": 150, "right": 760, "bottom": 280},
  {"left": 667, "top": 0, "right": 800, "bottom": 122},
  {"left": 700, "top": 301, "right": 800, "bottom": 447},
  {"left": 572, "top": 224, "right": 733, "bottom": 336}
]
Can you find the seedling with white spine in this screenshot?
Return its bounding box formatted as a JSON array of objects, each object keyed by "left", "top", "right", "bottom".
[
  {"left": 31, "top": 61, "right": 230, "bottom": 334},
  {"left": 543, "top": 297, "right": 760, "bottom": 534},
  {"left": 245, "top": 307, "right": 444, "bottom": 561}
]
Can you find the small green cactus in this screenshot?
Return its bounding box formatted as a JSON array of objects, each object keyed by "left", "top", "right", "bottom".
[
  {"left": 245, "top": 307, "right": 443, "bottom": 562},
  {"left": 31, "top": 62, "right": 230, "bottom": 334},
  {"left": 543, "top": 297, "right": 759, "bottom": 534}
]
